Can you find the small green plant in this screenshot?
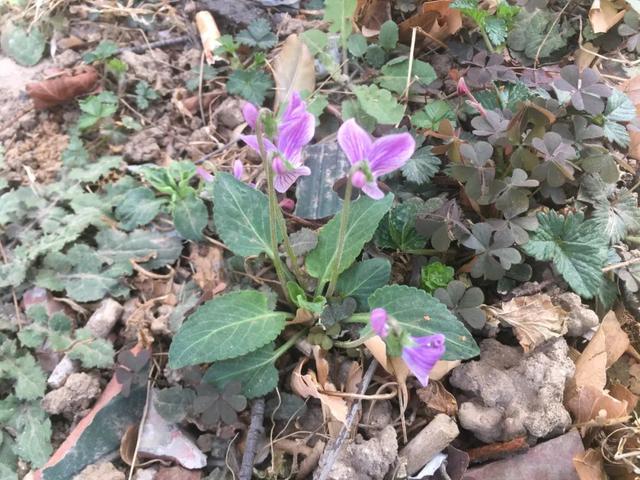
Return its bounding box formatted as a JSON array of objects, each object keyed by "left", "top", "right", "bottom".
[
  {"left": 134, "top": 81, "right": 160, "bottom": 109},
  {"left": 451, "top": 0, "right": 519, "bottom": 51},
  {"left": 421, "top": 262, "right": 455, "bottom": 293}
]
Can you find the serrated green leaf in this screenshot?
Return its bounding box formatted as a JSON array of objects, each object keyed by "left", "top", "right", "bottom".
[
  {"left": 227, "top": 69, "right": 272, "bottom": 105},
  {"left": 0, "top": 463, "right": 17, "bottom": 480},
  {"left": 68, "top": 156, "right": 122, "bottom": 182},
  {"left": 507, "top": 8, "right": 569, "bottom": 60},
  {"left": 1, "top": 22, "right": 45, "bottom": 66},
  {"left": 213, "top": 172, "right": 279, "bottom": 257},
  {"left": 485, "top": 16, "right": 508, "bottom": 46},
  {"left": 236, "top": 19, "right": 277, "bottom": 49},
  {"left": 522, "top": 211, "right": 607, "bottom": 298},
  {"left": 14, "top": 405, "right": 51, "bottom": 468},
  {"left": 354, "top": 85, "right": 404, "bottom": 125},
  {"left": 77, "top": 92, "right": 118, "bottom": 130},
  {"left": 116, "top": 187, "right": 165, "bottom": 230},
  {"left": 324, "top": 0, "right": 357, "bottom": 47},
  {"left": 173, "top": 194, "right": 208, "bottom": 241},
  {"left": 168, "top": 291, "right": 289, "bottom": 368},
  {"left": 603, "top": 120, "right": 630, "bottom": 147},
  {"left": 153, "top": 386, "right": 195, "bottom": 423},
  {"left": 605, "top": 89, "right": 636, "bottom": 122},
  {"left": 411, "top": 100, "right": 455, "bottom": 130},
  {"left": 401, "top": 146, "right": 441, "bottom": 184},
  {"left": 375, "top": 201, "right": 426, "bottom": 252},
  {"left": 13, "top": 355, "right": 46, "bottom": 401},
  {"left": 67, "top": 329, "right": 114, "bottom": 368},
  {"left": 336, "top": 258, "right": 391, "bottom": 310},
  {"left": 378, "top": 20, "right": 399, "bottom": 50},
  {"left": 368, "top": 285, "right": 479, "bottom": 360},
  {"left": 306, "top": 194, "right": 393, "bottom": 287},
  {"left": 0, "top": 396, "right": 18, "bottom": 424},
  {"left": 204, "top": 342, "right": 279, "bottom": 398},
  {"left": 83, "top": 40, "right": 119, "bottom": 63},
  {"left": 378, "top": 58, "right": 436, "bottom": 94}
]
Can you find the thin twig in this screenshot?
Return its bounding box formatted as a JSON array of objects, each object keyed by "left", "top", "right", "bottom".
[
  {"left": 116, "top": 35, "right": 192, "bottom": 55},
  {"left": 127, "top": 361, "right": 156, "bottom": 480},
  {"left": 239, "top": 398, "right": 266, "bottom": 480},
  {"left": 534, "top": 0, "right": 572, "bottom": 67},
  {"left": 315, "top": 359, "right": 379, "bottom": 480},
  {"left": 603, "top": 256, "right": 640, "bottom": 273}
]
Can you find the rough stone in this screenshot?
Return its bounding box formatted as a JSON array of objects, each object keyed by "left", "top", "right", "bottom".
[
  {"left": 124, "top": 130, "right": 161, "bottom": 163},
  {"left": 54, "top": 49, "right": 81, "bottom": 68},
  {"left": 86, "top": 298, "right": 123, "bottom": 338},
  {"left": 399, "top": 413, "right": 459, "bottom": 475},
  {"left": 315, "top": 425, "right": 398, "bottom": 480},
  {"left": 72, "top": 462, "right": 125, "bottom": 480},
  {"left": 120, "top": 49, "right": 172, "bottom": 93},
  {"left": 450, "top": 338, "right": 574, "bottom": 443},
  {"left": 42, "top": 372, "right": 101, "bottom": 415},
  {"left": 554, "top": 292, "right": 599, "bottom": 337}
]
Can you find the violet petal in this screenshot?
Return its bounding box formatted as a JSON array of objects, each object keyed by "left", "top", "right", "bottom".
[
  {"left": 361, "top": 181, "right": 385, "bottom": 200},
  {"left": 337, "top": 118, "right": 373, "bottom": 165},
  {"left": 368, "top": 133, "right": 415, "bottom": 177},
  {"left": 274, "top": 165, "right": 311, "bottom": 193},
  {"left": 370, "top": 308, "right": 389, "bottom": 338},
  {"left": 243, "top": 103, "right": 259, "bottom": 129},
  {"left": 401, "top": 333, "right": 446, "bottom": 386}
]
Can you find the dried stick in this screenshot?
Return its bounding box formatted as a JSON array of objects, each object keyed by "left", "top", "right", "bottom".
[
  {"left": 315, "top": 359, "right": 379, "bottom": 480},
  {"left": 239, "top": 398, "right": 266, "bottom": 480},
  {"left": 117, "top": 35, "right": 192, "bottom": 55}
]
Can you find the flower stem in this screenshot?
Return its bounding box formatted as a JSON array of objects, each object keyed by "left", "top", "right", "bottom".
[
  {"left": 278, "top": 214, "right": 308, "bottom": 288},
  {"left": 256, "top": 112, "right": 289, "bottom": 298},
  {"left": 325, "top": 179, "right": 353, "bottom": 298}
]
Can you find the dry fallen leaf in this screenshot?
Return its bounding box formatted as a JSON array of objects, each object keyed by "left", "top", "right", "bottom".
[
  {"left": 26, "top": 66, "right": 99, "bottom": 110},
  {"left": 398, "top": 0, "right": 462, "bottom": 48},
  {"left": 628, "top": 124, "right": 640, "bottom": 161},
  {"left": 195, "top": 11, "right": 223, "bottom": 64},
  {"left": 575, "top": 42, "right": 598, "bottom": 71},
  {"left": 485, "top": 293, "right": 568, "bottom": 352},
  {"left": 589, "top": 0, "right": 626, "bottom": 33},
  {"left": 189, "top": 244, "right": 227, "bottom": 300},
  {"left": 567, "top": 384, "right": 629, "bottom": 426},
  {"left": 272, "top": 34, "right": 315, "bottom": 110},
  {"left": 573, "top": 448, "right": 607, "bottom": 480},
  {"left": 356, "top": 0, "right": 391, "bottom": 36},
  {"left": 417, "top": 380, "right": 458, "bottom": 416}
]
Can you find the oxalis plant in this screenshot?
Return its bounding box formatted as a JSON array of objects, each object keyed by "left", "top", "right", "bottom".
[{"left": 168, "top": 92, "right": 480, "bottom": 399}]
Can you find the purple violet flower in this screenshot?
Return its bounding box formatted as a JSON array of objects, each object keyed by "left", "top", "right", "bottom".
[
  {"left": 337, "top": 119, "right": 415, "bottom": 200},
  {"left": 233, "top": 160, "right": 244, "bottom": 180},
  {"left": 401, "top": 333, "right": 446, "bottom": 387},
  {"left": 196, "top": 166, "right": 213, "bottom": 183},
  {"left": 240, "top": 93, "right": 314, "bottom": 193},
  {"left": 370, "top": 308, "right": 389, "bottom": 338}
]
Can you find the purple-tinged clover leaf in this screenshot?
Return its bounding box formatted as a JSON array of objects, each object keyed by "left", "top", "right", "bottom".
[
  {"left": 449, "top": 141, "right": 499, "bottom": 205},
  {"left": 493, "top": 168, "right": 539, "bottom": 219},
  {"left": 471, "top": 110, "right": 510, "bottom": 145},
  {"left": 553, "top": 65, "right": 611, "bottom": 115},
  {"left": 337, "top": 118, "right": 415, "bottom": 199},
  {"left": 531, "top": 131, "right": 577, "bottom": 188},
  {"left": 461, "top": 222, "right": 522, "bottom": 281},
  {"left": 434, "top": 280, "right": 486, "bottom": 330},
  {"left": 241, "top": 92, "right": 314, "bottom": 193}
]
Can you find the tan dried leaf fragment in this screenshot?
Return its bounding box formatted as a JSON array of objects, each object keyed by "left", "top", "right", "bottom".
[
  {"left": 272, "top": 34, "right": 315, "bottom": 110},
  {"left": 485, "top": 293, "right": 568, "bottom": 352}
]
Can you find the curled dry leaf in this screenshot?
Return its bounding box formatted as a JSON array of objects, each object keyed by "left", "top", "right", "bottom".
[
  {"left": 272, "top": 34, "right": 315, "bottom": 110},
  {"left": 588, "top": 0, "right": 626, "bottom": 34},
  {"left": 195, "top": 11, "right": 223, "bottom": 64},
  {"left": 189, "top": 244, "right": 227, "bottom": 301},
  {"left": 26, "top": 66, "right": 99, "bottom": 110},
  {"left": 290, "top": 357, "right": 348, "bottom": 423},
  {"left": 417, "top": 380, "right": 458, "bottom": 416},
  {"left": 356, "top": 0, "right": 392, "bottom": 36},
  {"left": 484, "top": 293, "right": 568, "bottom": 352},
  {"left": 398, "top": 0, "right": 462, "bottom": 49},
  {"left": 573, "top": 448, "right": 607, "bottom": 480}
]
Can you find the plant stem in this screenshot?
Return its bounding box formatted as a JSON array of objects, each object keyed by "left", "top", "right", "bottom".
[
  {"left": 278, "top": 214, "right": 307, "bottom": 288},
  {"left": 274, "top": 328, "right": 307, "bottom": 357},
  {"left": 325, "top": 180, "right": 353, "bottom": 298},
  {"left": 479, "top": 28, "right": 495, "bottom": 53},
  {"left": 256, "top": 113, "right": 289, "bottom": 298}
]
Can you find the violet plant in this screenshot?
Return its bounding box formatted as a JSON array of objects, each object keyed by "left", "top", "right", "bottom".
[{"left": 168, "top": 92, "right": 480, "bottom": 397}]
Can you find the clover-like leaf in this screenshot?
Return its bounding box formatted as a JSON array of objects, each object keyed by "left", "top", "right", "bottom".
[
  {"left": 553, "top": 66, "right": 611, "bottom": 115},
  {"left": 488, "top": 214, "right": 538, "bottom": 245},
  {"left": 154, "top": 386, "right": 196, "bottom": 423},
  {"left": 415, "top": 198, "right": 470, "bottom": 252},
  {"left": 192, "top": 382, "right": 247, "bottom": 427},
  {"left": 449, "top": 141, "right": 498, "bottom": 204},
  {"left": 494, "top": 168, "right": 539, "bottom": 219},
  {"left": 471, "top": 110, "right": 510, "bottom": 144},
  {"left": 434, "top": 280, "right": 486, "bottom": 329},
  {"left": 619, "top": 11, "right": 640, "bottom": 53},
  {"left": 531, "top": 132, "right": 577, "bottom": 187},
  {"left": 461, "top": 222, "right": 522, "bottom": 280}
]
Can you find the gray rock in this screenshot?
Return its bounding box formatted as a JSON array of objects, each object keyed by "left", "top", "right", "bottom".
[
  {"left": 73, "top": 462, "right": 124, "bottom": 480},
  {"left": 43, "top": 372, "right": 101, "bottom": 415},
  {"left": 450, "top": 338, "right": 574, "bottom": 443},
  {"left": 554, "top": 292, "right": 599, "bottom": 337},
  {"left": 86, "top": 298, "right": 123, "bottom": 338}
]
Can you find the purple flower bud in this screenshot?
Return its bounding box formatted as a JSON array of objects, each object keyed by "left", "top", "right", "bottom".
[
  {"left": 243, "top": 102, "right": 258, "bottom": 129},
  {"left": 233, "top": 160, "right": 244, "bottom": 180},
  {"left": 351, "top": 170, "right": 367, "bottom": 189},
  {"left": 370, "top": 308, "right": 389, "bottom": 338},
  {"left": 457, "top": 77, "right": 470, "bottom": 96},
  {"left": 279, "top": 197, "right": 295, "bottom": 212},
  {"left": 195, "top": 166, "right": 213, "bottom": 182},
  {"left": 401, "top": 333, "right": 446, "bottom": 387}
]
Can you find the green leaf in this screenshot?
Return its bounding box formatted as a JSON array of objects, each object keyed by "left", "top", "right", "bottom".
[
  {"left": 484, "top": 16, "right": 508, "bottom": 46},
  {"left": 204, "top": 342, "right": 279, "bottom": 398},
  {"left": 77, "top": 92, "right": 118, "bottom": 130},
  {"left": 411, "top": 100, "right": 455, "bottom": 130},
  {"left": 347, "top": 33, "right": 368, "bottom": 57},
  {"left": 134, "top": 81, "right": 159, "bottom": 110},
  {"left": 236, "top": 19, "right": 277, "bottom": 49},
  {"left": 68, "top": 156, "right": 122, "bottom": 183},
  {"left": 324, "top": 0, "right": 358, "bottom": 47},
  {"left": 0, "top": 22, "right": 45, "bottom": 66},
  {"left": 507, "top": 8, "right": 570, "bottom": 60},
  {"left": 13, "top": 355, "right": 46, "bottom": 401},
  {"left": 603, "top": 120, "right": 630, "bottom": 147},
  {"left": 365, "top": 44, "right": 386, "bottom": 68},
  {"left": 401, "top": 146, "right": 441, "bottom": 184},
  {"left": 375, "top": 201, "right": 426, "bottom": 251},
  {"left": 116, "top": 187, "right": 165, "bottom": 230},
  {"left": 173, "top": 194, "right": 208, "bottom": 241},
  {"left": 14, "top": 405, "right": 52, "bottom": 468},
  {"left": 168, "top": 291, "right": 289, "bottom": 368},
  {"left": 0, "top": 396, "right": 18, "bottom": 424},
  {"left": 83, "top": 40, "right": 119, "bottom": 63},
  {"left": 378, "top": 20, "right": 399, "bottom": 50},
  {"left": 62, "top": 135, "right": 90, "bottom": 167},
  {"left": 378, "top": 58, "right": 437, "bottom": 94},
  {"left": 605, "top": 89, "right": 636, "bottom": 122},
  {"left": 336, "top": 258, "right": 391, "bottom": 310},
  {"left": 227, "top": 69, "right": 272, "bottom": 105},
  {"left": 153, "top": 386, "right": 196, "bottom": 423},
  {"left": 368, "top": 285, "right": 479, "bottom": 360},
  {"left": 522, "top": 211, "right": 607, "bottom": 298},
  {"left": 354, "top": 85, "right": 405, "bottom": 125},
  {"left": 421, "top": 262, "right": 455, "bottom": 293},
  {"left": 306, "top": 194, "right": 393, "bottom": 286},
  {"left": 67, "top": 329, "right": 114, "bottom": 368},
  {"left": 213, "top": 172, "right": 279, "bottom": 257}
]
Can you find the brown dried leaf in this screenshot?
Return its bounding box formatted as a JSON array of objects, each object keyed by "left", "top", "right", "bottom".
[
  {"left": 573, "top": 448, "right": 607, "bottom": 480},
  {"left": 417, "top": 380, "right": 458, "bottom": 416},
  {"left": 566, "top": 384, "right": 629, "bottom": 425},
  {"left": 623, "top": 75, "right": 640, "bottom": 115},
  {"left": 272, "top": 34, "right": 315, "bottom": 110},
  {"left": 588, "top": 0, "right": 625, "bottom": 33},
  {"left": 485, "top": 294, "right": 568, "bottom": 352},
  {"left": 398, "top": 0, "right": 462, "bottom": 47},
  {"left": 26, "top": 66, "right": 99, "bottom": 110},
  {"left": 189, "top": 244, "right": 227, "bottom": 301},
  {"left": 610, "top": 383, "right": 639, "bottom": 412},
  {"left": 290, "top": 359, "right": 348, "bottom": 423},
  {"left": 628, "top": 124, "right": 640, "bottom": 161},
  {"left": 356, "top": 0, "right": 391, "bottom": 36}
]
